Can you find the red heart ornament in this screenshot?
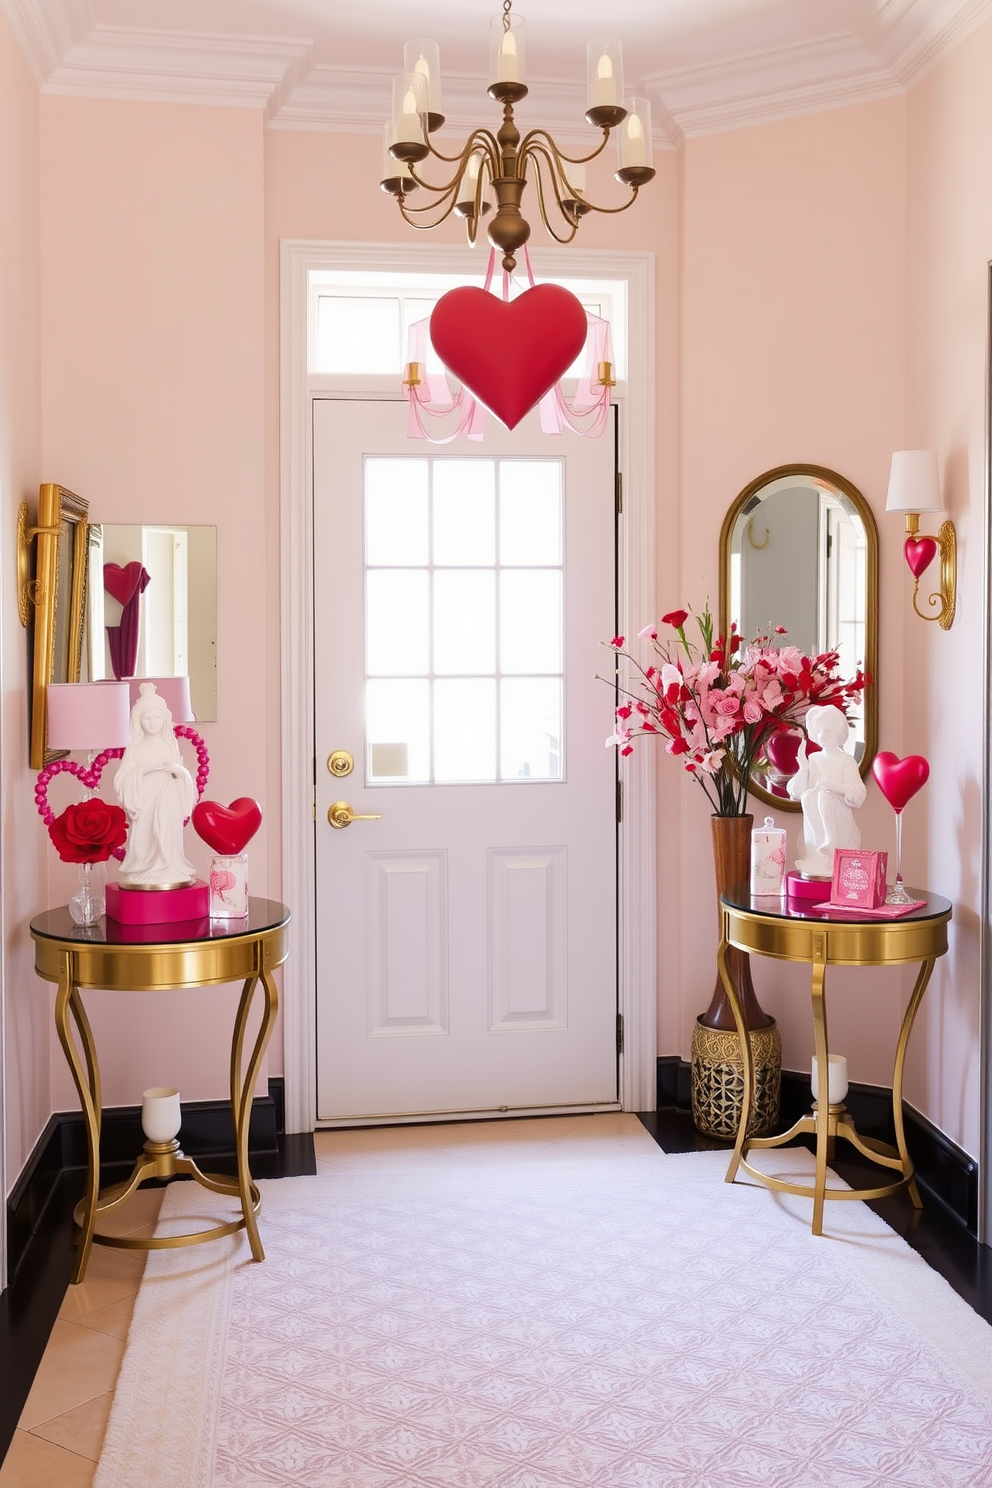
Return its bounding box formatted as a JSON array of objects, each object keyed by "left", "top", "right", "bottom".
[
  {"left": 904, "top": 536, "right": 938, "bottom": 579},
  {"left": 429, "top": 284, "right": 588, "bottom": 430},
  {"left": 871, "top": 752, "right": 929, "bottom": 812},
  {"left": 192, "top": 797, "right": 262, "bottom": 855},
  {"left": 104, "top": 561, "right": 147, "bottom": 607}
]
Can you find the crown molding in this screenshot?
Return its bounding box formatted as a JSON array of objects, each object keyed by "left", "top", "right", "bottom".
[{"left": 5, "top": 0, "right": 992, "bottom": 138}]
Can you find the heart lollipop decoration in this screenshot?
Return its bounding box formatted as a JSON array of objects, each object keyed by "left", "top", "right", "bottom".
[
  {"left": 871, "top": 752, "right": 929, "bottom": 812},
  {"left": 192, "top": 798, "right": 262, "bottom": 856},
  {"left": 904, "top": 537, "right": 938, "bottom": 580}
]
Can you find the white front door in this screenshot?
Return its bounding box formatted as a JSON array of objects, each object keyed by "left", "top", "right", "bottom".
[{"left": 313, "top": 399, "right": 618, "bottom": 1123}]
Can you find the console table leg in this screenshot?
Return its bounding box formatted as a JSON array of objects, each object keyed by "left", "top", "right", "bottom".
[
  {"left": 891, "top": 956, "right": 936, "bottom": 1210},
  {"left": 230, "top": 965, "right": 279, "bottom": 1261},
  {"left": 54, "top": 957, "right": 103, "bottom": 1283},
  {"left": 810, "top": 938, "right": 830, "bottom": 1237}
]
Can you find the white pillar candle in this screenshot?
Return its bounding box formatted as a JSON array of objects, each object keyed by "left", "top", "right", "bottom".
[
  {"left": 565, "top": 162, "right": 586, "bottom": 199},
  {"left": 621, "top": 112, "right": 646, "bottom": 167},
  {"left": 810, "top": 1054, "right": 848, "bottom": 1105},
  {"left": 142, "top": 1087, "right": 181, "bottom": 1144},
  {"left": 498, "top": 29, "right": 520, "bottom": 82},
  {"left": 593, "top": 53, "right": 616, "bottom": 107}
]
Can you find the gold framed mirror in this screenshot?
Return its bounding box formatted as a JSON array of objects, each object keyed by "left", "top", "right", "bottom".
[
  {"left": 20, "top": 483, "right": 90, "bottom": 769},
  {"left": 718, "top": 463, "right": 878, "bottom": 811}
]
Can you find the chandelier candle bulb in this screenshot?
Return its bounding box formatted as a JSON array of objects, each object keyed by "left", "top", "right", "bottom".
[
  {"left": 490, "top": 12, "right": 525, "bottom": 86},
  {"left": 391, "top": 72, "right": 428, "bottom": 148},
  {"left": 403, "top": 38, "right": 442, "bottom": 125},
  {"left": 587, "top": 39, "right": 623, "bottom": 110},
  {"left": 619, "top": 108, "right": 647, "bottom": 168}
]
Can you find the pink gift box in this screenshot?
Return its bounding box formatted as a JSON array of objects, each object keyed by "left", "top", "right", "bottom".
[{"left": 830, "top": 849, "right": 888, "bottom": 909}]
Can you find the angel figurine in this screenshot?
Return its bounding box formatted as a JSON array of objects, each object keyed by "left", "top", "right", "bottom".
[
  {"left": 115, "top": 683, "right": 197, "bottom": 888},
  {"left": 787, "top": 704, "right": 866, "bottom": 878}
]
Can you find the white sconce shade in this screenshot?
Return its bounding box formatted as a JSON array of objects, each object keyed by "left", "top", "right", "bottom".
[
  {"left": 47, "top": 681, "right": 131, "bottom": 752},
  {"left": 141, "top": 1086, "right": 181, "bottom": 1144},
  {"left": 810, "top": 1054, "right": 849, "bottom": 1106},
  {"left": 885, "top": 450, "right": 941, "bottom": 514}
]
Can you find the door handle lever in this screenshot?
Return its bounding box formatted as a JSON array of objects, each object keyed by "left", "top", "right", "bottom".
[{"left": 327, "top": 801, "right": 382, "bottom": 830}]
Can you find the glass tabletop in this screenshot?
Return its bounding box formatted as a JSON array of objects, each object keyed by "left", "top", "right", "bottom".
[
  {"left": 721, "top": 885, "right": 952, "bottom": 924},
  {"left": 30, "top": 897, "right": 290, "bottom": 946}
]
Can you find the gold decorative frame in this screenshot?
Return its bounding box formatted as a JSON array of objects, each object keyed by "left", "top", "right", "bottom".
[
  {"left": 20, "top": 484, "right": 90, "bottom": 769},
  {"left": 718, "top": 463, "right": 879, "bottom": 812}
]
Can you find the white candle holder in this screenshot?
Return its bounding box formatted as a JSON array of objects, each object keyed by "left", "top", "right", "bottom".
[
  {"left": 141, "top": 1086, "right": 181, "bottom": 1145},
  {"left": 810, "top": 1054, "right": 849, "bottom": 1106},
  {"left": 209, "top": 853, "right": 249, "bottom": 918}
]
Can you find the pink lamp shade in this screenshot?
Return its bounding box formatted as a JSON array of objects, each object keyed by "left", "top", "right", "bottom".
[
  {"left": 885, "top": 451, "right": 941, "bottom": 514},
  {"left": 127, "top": 676, "right": 194, "bottom": 723},
  {"left": 46, "top": 681, "right": 132, "bottom": 751}
]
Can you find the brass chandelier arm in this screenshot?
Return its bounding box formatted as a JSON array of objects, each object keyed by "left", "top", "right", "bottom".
[
  {"left": 519, "top": 126, "right": 613, "bottom": 169},
  {"left": 570, "top": 183, "right": 643, "bottom": 216},
  {"left": 526, "top": 145, "right": 582, "bottom": 243},
  {"left": 424, "top": 129, "right": 500, "bottom": 171}
]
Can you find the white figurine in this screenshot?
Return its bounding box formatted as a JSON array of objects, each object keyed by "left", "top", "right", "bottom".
[
  {"left": 115, "top": 683, "right": 197, "bottom": 888},
  {"left": 787, "top": 704, "right": 866, "bottom": 878}
]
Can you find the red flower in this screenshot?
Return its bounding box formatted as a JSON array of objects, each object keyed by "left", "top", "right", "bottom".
[
  {"left": 48, "top": 800, "right": 128, "bottom": 865},
  {"left": 610, "top": 635, "right": 625, "bottom": 650},
  {"left": 661, "top": 609, "right": 689, "bottom": 629}
]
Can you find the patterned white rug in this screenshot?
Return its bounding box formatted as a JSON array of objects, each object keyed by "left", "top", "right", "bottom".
[{"left": 94, "top": 1139, "right": 992, "bottom": 1488}]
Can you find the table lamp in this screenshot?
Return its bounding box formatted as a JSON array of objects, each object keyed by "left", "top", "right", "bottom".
[{"left": 46, "top": 681, "right": 132, "bottom": 778}]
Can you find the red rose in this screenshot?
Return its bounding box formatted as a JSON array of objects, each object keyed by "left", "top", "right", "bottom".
[
  {"left": 48, "top": 800, "right": 128, "bottom": 864},
  {"left": 661, "top": 609, "right": 689, "bottom": 629}
]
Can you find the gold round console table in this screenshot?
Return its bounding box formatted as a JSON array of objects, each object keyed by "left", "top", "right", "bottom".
[
  {"left": 30, "top": 898, "right": 290, "bottom": 1283},
  {"left": 717, "top": 887, "right": 952, "bottom": 1236}
]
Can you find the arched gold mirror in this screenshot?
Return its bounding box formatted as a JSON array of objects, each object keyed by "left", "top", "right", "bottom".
[{"left": 718, "top": 464, "right": 878, "bottom": 811}]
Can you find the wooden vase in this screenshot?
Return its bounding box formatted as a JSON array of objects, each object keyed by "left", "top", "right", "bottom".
[{"left": 691, "top": 812, "right": 781, "bottom": 1139}]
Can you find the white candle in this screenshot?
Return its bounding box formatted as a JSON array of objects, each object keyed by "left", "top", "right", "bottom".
[
  {"left": 566, "top": 162, "right": 586, "bottom": 198},
  {"left": 465, "top": 151, "right": 481, "bottom": 189},
  {"left": 593, "top": 53, "right": 617, "bottom": 107},
  {"left": 396, "top": 86, "right": 423, "bottom": 143},
  {"left": 621, "top": 112, "right": 646, "bottom": 168},
  {"left": 498, "top": 29, "right": 520, "bottom": 83},
  {"left": 810, "top": 1054, "right": 848, "bottom": 1105}
]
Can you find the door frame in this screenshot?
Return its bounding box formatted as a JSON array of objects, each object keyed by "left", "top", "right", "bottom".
[{"left": 280, "top": 239, "right": 657, "bottom": 1133}]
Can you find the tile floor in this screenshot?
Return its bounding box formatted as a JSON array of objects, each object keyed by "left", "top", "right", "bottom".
[{"left": 0, "top": 1114, "right": 654, "bottom": 1483}]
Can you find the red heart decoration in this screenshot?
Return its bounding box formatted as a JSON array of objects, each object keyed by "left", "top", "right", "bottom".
[
  {"left": 104, "top": 561, "right": 147, "bottom": 607},
  {"left": 192, "top": 797, "right": 262, "bottom": 855},
  {"left": 871, "top": 752, "right": 929, "bottom": 812},
  {"left": 904, "top": 537, "right": 938, "bottom": 579},
  {"left": 430, "top": 284, "right": 588, "bottom": 430},
  {"left": 766, "top": 731, "right": 821, "bottom": 775}
]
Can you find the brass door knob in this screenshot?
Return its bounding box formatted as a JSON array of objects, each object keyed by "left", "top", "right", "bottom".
[
  {"left": 327, "top": 750, "right": 354, "bottom": 778},
  {"left": 327, "top": 801, "right": 382, "bottom": 830}
]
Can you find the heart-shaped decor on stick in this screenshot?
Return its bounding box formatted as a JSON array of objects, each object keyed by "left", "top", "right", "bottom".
[
  {"left": 429, "top": 284, "right": 588, "bottom": 431},
  {"left": 871, "top": 752, "right": 930, "bottom": 812},
  {"left": 904, "top": 536, "right": 938, "bottom": 579},
  {"left": 192, "top": 797, "right": 262, "bottom": 856}
]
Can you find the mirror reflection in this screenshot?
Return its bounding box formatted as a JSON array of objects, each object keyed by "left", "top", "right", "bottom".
[
  {"left": 85, "top": 524, "right": 217, "bottom": 722},
  {"left": 719, "top": 464, "right": 877, "bottom": 811}
]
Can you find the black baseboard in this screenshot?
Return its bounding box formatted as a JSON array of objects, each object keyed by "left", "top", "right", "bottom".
[
  {"left": 6, "top": 1078, "right": 283, "bottom": 1287},
  {"left": 657, "top": 1056, "right": 979, "bottom": 1236}
]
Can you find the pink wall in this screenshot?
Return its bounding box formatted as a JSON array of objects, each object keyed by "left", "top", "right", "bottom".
[
  {"left": 679, "top": 98, "right": 912, "bottom": 1092},
  {"left": 0, "top": 9, "right": 48, "bottom": 1196},
  {"left": 902, "top": 14, "right": 992, "bottom": 1156},
  {"left": 40, "top": 98, "right": 270, "bottom": 1111},
  {"left": 5, "top": 26, "right": 987, "bottom": 1174}
]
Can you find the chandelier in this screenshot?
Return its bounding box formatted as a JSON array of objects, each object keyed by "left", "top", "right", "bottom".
[{"left": 380, "top": 0, "right": 656, "bottom": 271}]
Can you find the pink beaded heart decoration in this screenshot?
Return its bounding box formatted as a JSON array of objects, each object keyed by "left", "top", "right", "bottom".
[{"left": 35, "top": 726, "right": 210, "bottom": 860}]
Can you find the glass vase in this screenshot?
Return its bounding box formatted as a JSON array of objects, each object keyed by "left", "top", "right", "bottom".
[{"left": 68, "top": 862, "right": 106, "bottom": 927}]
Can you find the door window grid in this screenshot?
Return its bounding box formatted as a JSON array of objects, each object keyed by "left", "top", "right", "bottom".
[{"left": 365, "top": 456, "right": 564, "bottom": 785}]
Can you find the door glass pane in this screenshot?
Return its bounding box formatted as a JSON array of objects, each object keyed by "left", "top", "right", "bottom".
[
  {"left": 500, "top": 462, "right": 562, "bottom": 565},
  {"left": 316, "top": 297, "right": 400, "bottom": 374},
  {"left": 365, "top": 459, "right": 428, "bottom": 566},
  {"left": 434, "top": 571, "right": 495, "bottom": 674},
  {"left": 367, "top": 679, "right": 430, "bottom": 782},
  {"left": 433, "top": 461, "right": 495, "bottom": 565},
  {"left": 501, "top": 677, "right": 563, "bottom": 780},
  {"left": 367, "top": 570, "right": 429, "bottom": 676},
  {"left": 500, "top": 570, "right": 563, "bottom": 674},
  {"left": 434, "top": 679, "right": 497, "bottom": 782}
]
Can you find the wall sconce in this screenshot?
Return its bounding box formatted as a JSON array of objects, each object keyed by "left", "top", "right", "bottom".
[{"left": 885, "top": 450, "right": 955, "bottom": 629}]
